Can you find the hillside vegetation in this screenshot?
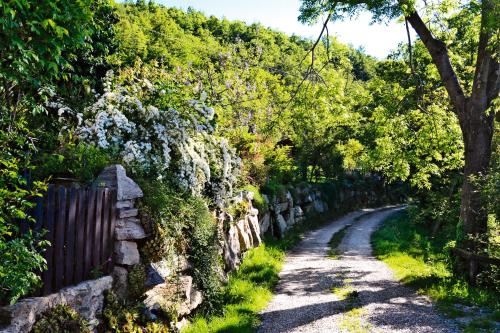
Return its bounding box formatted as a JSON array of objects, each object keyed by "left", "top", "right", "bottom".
[{"left": 0, "top": 0, "right": 498, "bottom": 331}]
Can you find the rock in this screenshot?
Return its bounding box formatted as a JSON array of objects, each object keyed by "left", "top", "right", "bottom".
[
  {"left": 146, "top": 260, "right": 172, "bottom": 287},
  {"left": 114, "top": 241, "right": 140, "bottom": 265},
  {"left": 236, "top": 219, "right": 253, "bottom": 251},
  {"left": 112, "top": 266, "right": 129, "bottom": 299},
  {"left": 143, "top": 276, "right": 200, "bottom": 317},
  {"left": 259, "top": 212, "right": 271, "bottom": 235},
  {"left": 0, "top": 277, "right": 112, "bottom": 333},
  {"left": 115, "top": 218, "right": 147, "bottom": 240},
  {"left": 172, "top": 255, "right": 192, "bottom": 272},
  {"left": 276, "top": 214, "right": 287, "bottom": 237},
  {"left": 189, "top": 288, "right": 203, "bottom": 310},
  {"left": 303, "top": 194, "right": 313, "bottom": 203},
  {"left": 274, "top": 202, "right": 288, "bottom": 213},
  {"left": 294, "top": 206, "right": 304, "bottom": 218},
  {"left": 247, "top": 215, "right": 262, "bottom": 247},
  {"left": 116, "top": 200, "right": 134, "bottom": 209},
  {"left": 119, "top": 208, "right": 138, "bottom": 218},
  {"left": 224, "top": 225, "right": 241, "bottom": 271},
  {"left": 249, "top": 207, "right": 259, "bottom": 217},
  {"left": 286, "top": 211, "right": 295, "bottom": 226},
  {"left": 244, "top": 190, "right": 254, "bottom": 202},
  {"left": 313, "top": 200, "right": 327, "bottom": 213},
  {"left": 262, "top": 194, "right": 269, "bottom": 204},
  {"left": 95, "top": 164, "right": 143, "bottom": 201},
  {"left": 175, "top": 318, "right": 189, "bottom": 332}
]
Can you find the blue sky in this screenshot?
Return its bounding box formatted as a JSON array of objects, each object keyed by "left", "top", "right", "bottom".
[{"left": 158, "top": 0, "right": 413, "bottom": 59}]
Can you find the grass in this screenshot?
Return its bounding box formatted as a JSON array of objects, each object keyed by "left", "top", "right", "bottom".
[
  {"left": 372, "top": 211, "right": 500, "bottom": 330},
  {"left": 328, "top": 224, "right": 351, "bottom": 259},
  {"left": 183, "top": 208, "right": 354, "bottom": 332}
]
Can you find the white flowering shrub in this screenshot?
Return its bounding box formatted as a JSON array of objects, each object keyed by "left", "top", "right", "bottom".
[{"left": 75, "top": 67, "right": 240, "bottom": 204}]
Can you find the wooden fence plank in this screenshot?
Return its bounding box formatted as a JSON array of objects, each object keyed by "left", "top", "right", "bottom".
[
  {"left": 34, "top": 196, "right": 44, "bottom": 233},
  {"left": 93, "top": 189, "right": 104, "bottom": 271},
  {"left": 74, "top": 189, "right": 87, "bottom": 283},
  {"left": 101, "top": 189, "right": 111, "bottom": 272},
  {"left": 42, "top": 185, "right": 56, "bottom": 295},
  {"left": 84, "top": 189, "right": 96, "bottom": 279},
  {"left": 54, "top": 187, "right": 67, "bottom": 292},
  {"left": 107, "top": 190, "right": 117, "bottom": 273},
  {"left": 64, "top": 188, "right": 78, "bottom": 286}
]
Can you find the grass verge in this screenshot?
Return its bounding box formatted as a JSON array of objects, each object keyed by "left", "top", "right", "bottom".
[
  {"left": 327, "top": 225, "right": 351, "bottom": 259},
  {"left": 372, "top": 210, "right": 500, "bottom": 331},
  {"left": 183, "top": 208, "right": 356, "bottom": 332}
]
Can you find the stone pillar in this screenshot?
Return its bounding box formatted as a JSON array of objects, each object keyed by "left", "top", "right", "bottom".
[{"left": 95, "top": 165, "right": 145, "bottom": 299}]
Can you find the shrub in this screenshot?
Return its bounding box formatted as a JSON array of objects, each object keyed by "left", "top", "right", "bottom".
[
  {"left": 32, "top": 304, "right": 90, "bottom": 333},
  {"left": 138, "top": 181, "right": 223, "bottom": 314},
  {"left": 240, "top": 184, "right": 268, "bottom": 213},
  {"left": 128, "top": 264, "right": 147, "bottom": 300},
  {"left": 35, "top": 142, "right": 111, "bottom": 184},
  {"left": 102, "top": 290, "right": 170, "bottom": 333},
  {"left": 0, "top": 116, "right": 47, "bottom": 305}
]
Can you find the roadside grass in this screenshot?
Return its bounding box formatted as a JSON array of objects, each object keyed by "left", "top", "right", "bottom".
[
  {"left": 372, "top": 211, "right": 500, "bottom": 330},
  {"left": 184, "top": 208, "right": 354, "bottom": 332},
  {"left": 328, "top": 225, "right": 351, "bottom": 259}
]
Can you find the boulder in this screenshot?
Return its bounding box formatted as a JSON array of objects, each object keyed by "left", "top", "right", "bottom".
[
  {"left": 115, "top": 218, "right": 147, "bottom": 241},
  {"left": 259, "top": 212, "right": 271, "bottom": 235},
  {"left": 146, "top": 260, "right": 172, "bottom": 287},
  {"left": 0, "top": 277, "right": 112, "bottom": 333},
  {"left": 112, "top": 266, "right": 129, "bottom": 299},
  {"left": 143, "top": 276, "right": 202, "bottom": 317},
  {"left": 224, "top": 225, "right": 240, "bottom": 271},
  {"left": 294, "top": 206, "right": 304, "bottom": 218},
  {"left": 276, "top": 214, "right": 287, "bottom": 237},
  {"left": 247, "top": 215, "right": 262, "bottom": 247},
  {"left": 114, "top": 241, "right": 140, "bottom": 265},
  {"left": 236, "top": 219, "right": 253, "bottom": 251},
  {"left": 94, "top": 164, "right": 143, "bottom": 201},
  {"left": 286, "top": 211, "right": 295, "bottom": 226}
]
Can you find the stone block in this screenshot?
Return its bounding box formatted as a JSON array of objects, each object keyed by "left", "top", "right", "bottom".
[
  {"left": 114, "top": 241, "right": 140, "bottom": 265},
  {"left": 115, "top": 218, "right": 146, "bottom": 241},
  {"left": 119, "top": 208, "right": 138, "bottom": 218},
  {"left": 112, "top": 266, "right": 128, "bottom": 299}
]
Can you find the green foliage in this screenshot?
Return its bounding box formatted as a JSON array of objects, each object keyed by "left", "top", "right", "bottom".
[
  {"left": 183, "top": 245, "right": 283, "bottom": 333},
  {"left": 32, "top": 304, "right": 90, "bottom": 333},
  {"left": 240, "top": 184, "right": 268, "bottom": 213},
  {"left": 0, "top": 116, "right": 47, "bottom": 305},
  {"left": 35, "top": 142, "right": 111, "bottom": 184},
  {"left": 103, "top": 290, "right": 170, "bottom": 333},
  {"left": 128, "top": 264, "right": 147, "bottom": 301},
  {"left": 372, "top": 211, "right": 500, "bottom": 313},
  {"left": 138, "top": 181, "right": 223, "bottom": 314},
  {"left": 227, "top": 200, "right": 250, "bottom": 221}
]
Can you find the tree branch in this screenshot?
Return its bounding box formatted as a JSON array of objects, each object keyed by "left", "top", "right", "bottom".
[
  {"left": 405, "top": 11, "right": 466, "bottom": 113},
  {"left": 472, "top": 0, "right": 500, "bottom": 109}
]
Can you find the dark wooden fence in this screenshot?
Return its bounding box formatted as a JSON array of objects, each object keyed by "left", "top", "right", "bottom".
[{"left": 27, "top": 185, "right": 117, "bottom": 295}]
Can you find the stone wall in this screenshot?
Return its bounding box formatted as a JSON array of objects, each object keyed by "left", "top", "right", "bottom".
[
  {"left": 222, "top": 182, "right": 390, "bottom": 272},
  {"left": 0, "top": 277, "right": 112, "bottom": 333}
]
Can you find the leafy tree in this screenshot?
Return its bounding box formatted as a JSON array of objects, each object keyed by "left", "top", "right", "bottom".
[{"left": 299, "top": 0, "right": 499, "bottom": 279}]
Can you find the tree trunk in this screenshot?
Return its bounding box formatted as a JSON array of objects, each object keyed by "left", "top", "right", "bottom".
[{"left": 457, "top": 100, "right": 495, "bottom": 283}]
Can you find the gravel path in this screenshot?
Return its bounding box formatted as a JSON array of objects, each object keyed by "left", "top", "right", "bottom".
[{"left": 258, "top": 207, "right": 459, "bottom": 333}]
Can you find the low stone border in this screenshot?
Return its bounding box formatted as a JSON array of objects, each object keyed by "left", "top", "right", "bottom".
[{"left": 0, "top": 276, "right": 112, "bottom": 333}]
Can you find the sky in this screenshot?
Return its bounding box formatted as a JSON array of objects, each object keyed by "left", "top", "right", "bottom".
[{"left": 158, "top": 0, "right": 414, "bottom": 59}]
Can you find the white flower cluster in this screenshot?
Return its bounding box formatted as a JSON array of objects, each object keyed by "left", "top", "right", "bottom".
[{"left": 76, "top": 71, "right": 240, "bottom": 204}]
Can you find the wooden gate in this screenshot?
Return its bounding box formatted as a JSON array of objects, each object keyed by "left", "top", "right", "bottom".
[{"left": 29, "top": 185, "right": 117, "bottom": 295}]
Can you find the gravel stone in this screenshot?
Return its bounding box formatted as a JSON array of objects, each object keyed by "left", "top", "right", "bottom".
[{"left": 258, "top": 207, "right": 459, "bottom": 333}]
